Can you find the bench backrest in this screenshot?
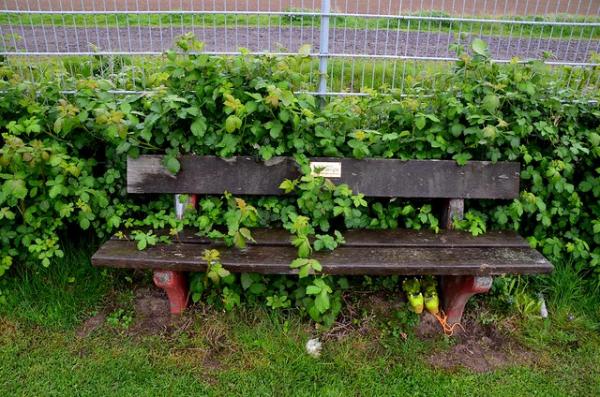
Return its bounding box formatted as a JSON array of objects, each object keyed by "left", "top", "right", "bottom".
[{"left": 127, "top": 155, "right": 520, "bottom": 199}]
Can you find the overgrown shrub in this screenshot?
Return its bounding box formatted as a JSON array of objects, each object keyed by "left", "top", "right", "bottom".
[{"left": 0, "top": 36, "right": 598, "bottom": 321}]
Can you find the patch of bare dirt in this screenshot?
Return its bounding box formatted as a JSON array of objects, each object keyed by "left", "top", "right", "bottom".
[
  {"left": 76, "top": 312, "right": 106, "bottom": 338},
  {"left": 76, "top": 287, "right": 191, "bottom": 338},
  {"left": 415, "top": 312, "right": 442, "bottom": 339},
  {"left": 427, "top": 316, "right": 534, "bottom": 373},
  {"left": 127, "top": 287, "right": 172, "bottom": 335},
  {"left": 73, "top": 286, "right": 535, "bottom": 374},
  {"left": 362, "top": 292, "right": 405, "bottom": 318},
  {"left": 6, "top": 25, "right": 596, "bottom": 65},
  {"left": 322, "top": 290, "right": 404, "bottom": 341},
  {"left": 0, "top": 318, "right": 19, "bottom": 341}
]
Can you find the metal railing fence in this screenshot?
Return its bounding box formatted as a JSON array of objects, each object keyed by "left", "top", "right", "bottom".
[{"left": 1, "top": 1, "right": 599, "bottom": 95}]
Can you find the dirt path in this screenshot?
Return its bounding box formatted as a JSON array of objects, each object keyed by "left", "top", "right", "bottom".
[
  {"left": 5, "top": 0, "right": 598, "bottom": 16},
  {"left": 3, "top": 25, "right": 598, "bottom": 63}
]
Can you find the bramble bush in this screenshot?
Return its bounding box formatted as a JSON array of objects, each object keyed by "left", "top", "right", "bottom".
[{"left": 0, "top": 35, "right": 598, "bottom": 322}]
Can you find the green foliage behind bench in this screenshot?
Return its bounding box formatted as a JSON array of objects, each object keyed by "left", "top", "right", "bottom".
[{"left": 0, "top": 37, "right": 598, "bottom": 316}]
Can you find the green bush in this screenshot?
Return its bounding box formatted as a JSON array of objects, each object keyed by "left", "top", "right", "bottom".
[{"left": 0, "top": 36, "right": 598, "bottom": 321}]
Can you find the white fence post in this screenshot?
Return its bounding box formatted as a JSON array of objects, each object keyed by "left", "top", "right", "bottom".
[{"left": 318, "top": 0, "right": 331, "bottom": 96}]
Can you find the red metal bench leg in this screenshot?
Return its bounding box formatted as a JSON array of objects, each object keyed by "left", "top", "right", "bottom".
[
  {"left": 441, "top": 276, "right": 493, "bottom": 324},
  {"left": 152, "top": 194, "right": 195, "bottom": 315},
  {"left": 153, "top": 270, "right": 188, "bottom": 315}
]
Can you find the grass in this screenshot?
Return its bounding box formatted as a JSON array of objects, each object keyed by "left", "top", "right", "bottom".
[
  {"left": 2, "top": 11, "right": 600, "bottom": 40},
  {"left": 2, "top": 53, "right": 454, "bottom": 94},
  {"left": 1, "top": 245, "right": 599, "bottom": 395},
  {"left": 4, "top": 52, "right": 598, "bottom": 96},
  {"left": 2, "top": 318, "right": 599, "bottom": 396}
]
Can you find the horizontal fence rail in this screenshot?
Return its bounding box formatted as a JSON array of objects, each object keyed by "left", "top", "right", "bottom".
[{"left": 1, "top": 0, "right": 599, "bottom": 96}]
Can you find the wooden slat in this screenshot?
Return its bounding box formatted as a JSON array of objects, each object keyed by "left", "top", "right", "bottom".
[
  {"left": 111, "top": 228, "right": 530, "bottom": 248},
  {"left": 93, "top": 240, "right": 553, "bottom": 276},
  {"left": 127, "top": 155, "right": 520, "bottom": 199}
]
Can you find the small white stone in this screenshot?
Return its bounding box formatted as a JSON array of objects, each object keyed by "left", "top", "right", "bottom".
[
  {"left": 305, "top": 338, "right": 322, "bottom": 358},
  {"left": 538, "top": 293, "right": 548, "bottom": 319}
]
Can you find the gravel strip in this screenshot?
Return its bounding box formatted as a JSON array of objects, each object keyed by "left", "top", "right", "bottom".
[{"left": 2, "top": 25, "right": 598, "bottom": 63}]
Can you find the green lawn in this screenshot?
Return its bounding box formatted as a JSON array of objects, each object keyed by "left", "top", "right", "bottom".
[{"left": 1, "top": 245, "right": 599, "bottom": 396}]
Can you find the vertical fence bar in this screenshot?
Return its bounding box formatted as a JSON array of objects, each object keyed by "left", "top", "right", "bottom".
[{"left": 318, "top": 0, "right": 331, "bottom": 96}]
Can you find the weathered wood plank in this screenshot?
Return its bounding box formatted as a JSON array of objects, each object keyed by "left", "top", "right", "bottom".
[
  {"left": 127, "top": 155, "right": 520, "bottom": 199},
  {"left": 110, "top": 228, "right": 530, "bottom": 248},
  {"left": 441, "top": 198, "right": 465, "bottom": 229},
  {"left": 93, "top": 240, "right": 553, "bottom": 276}
]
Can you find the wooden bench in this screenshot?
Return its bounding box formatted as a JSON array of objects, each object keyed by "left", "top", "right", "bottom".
[{"left": 92, "top": 155, "right": 553, "bottom": 323}]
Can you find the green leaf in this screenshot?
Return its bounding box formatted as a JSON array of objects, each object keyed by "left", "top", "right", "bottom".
[
  {"left": 207, "top": 270, "right": 219, "bottom": 284},
  {"left": 239, "top": 227, "right": 254, "bottom": 242},
  {"left": 298, "top": 44, "right": 312, "bottom": 56},
  {"left": 267, "top": 120, "right": 283, "bottom": 139},
  {"left": 452, "top": 152, "right": 472, "bottom": 166},
  {"left": 279, "top": 179, "right": 296, "bottom": 194},
  {"left": 79, "top": 218, "right": 90, "bottom": 230},
  {"left": 48, "top": 184, "right": 62, "bottom": 199},
  {"left": 120, "top": 103, "right": 132, "bottom": 113},
  {"left": 472, "top": 38, "right": 489, "bottom": 56},
  {"left": 482, "top": 94, "right": 500, "bottom": 113},
  {"left": 241, "top": 273, "right": 254, "bottom": 290},
  {"left": 4, "top": 179, "right": 28, "bottom": 201},
  {"left": 298, "top": 265, "right": 310, "bottom": 278},
  {"left": 315, "top": 290, "right": 330, "bottom": 313},
  {"left": 415, "top": 116, "right": 426, "bottom": 130},
  {"left": 249, "top": 283, "right": 267, "bottom": 294},
  {"left": 306, "top": 285, "right": 321, "bottom": 295},
  {"left": 589, "top": 132, "right": 600, "bottom": 147},
  {"left": 191, "top": 117, "right": 207, "bottom": 137},
  {"left": 337, "top": 277, "right": 350, "bottom": 289},
  {"left": 233, "top": 231, "right": 246, "bottom": 249},
  {"left": 259, "top": 145, "right": 275, "bottom": 161},
  {"left": 308, "top": 304, "right": 320, "bottom": 321},
  {"left": 165, "top": 156, "right": 181, "bottom": 174},
  {"left": 225, "top": 115, "right": 242, "bottom": 133},
  {"left": 53, "top": 117, "right": 64, "bottom": 133},
  {"left": 315, "top": 234, "right": 337, "bottom": 251},
  {"left": 136, "top": 237, "right": 146, "bottom": 250},
  {"left": 311, "top": 260, "right": 322, "bottom": 272},
  {"left": 115, "top": 141, "right": 131, "bottom": 155},
  {"left": 217, "top": 266, "right": 231, "bottom": 278},
  {"left": 0, "top": 207, "right": 15, "bottom": 220},
  {"left": 290, "top": 258, "right": 308, "bottom": 269},
  {"left": 298, "top": 240, "right": 311, "bottom": 258}
]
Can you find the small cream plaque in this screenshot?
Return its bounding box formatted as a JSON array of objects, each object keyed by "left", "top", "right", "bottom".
[{"left": 310, "top": 162, "right": 342, "bottom": 178}]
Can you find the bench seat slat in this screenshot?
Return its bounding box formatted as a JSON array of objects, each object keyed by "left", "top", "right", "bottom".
[
  {"left": 111, "top": 228, "right": 530, "bottom": 248},
  {"left": 93, "top": 239, "right": 553, "bottom": 276}
]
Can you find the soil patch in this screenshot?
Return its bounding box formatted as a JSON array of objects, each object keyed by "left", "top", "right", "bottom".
[
  {"left": 3, "top": 25, "right": 596, "bottom": 65},
  {"left": 75, "top": 287, "right": 187, "bottom": 337},
  {"left": 127, "top": 287, "right": 176, "bottom": 336},
  {"left": 415, "top": 312, "right": 442, "bottom": 339},
  {"left": 76, "top": 312, "right": 106, "bottom": 338},
  {"left": 73, "top": 286, "right": 534, "bottom": 373},
  {"left": 427, "top": 315, "right": 533, "bottom": 373}
]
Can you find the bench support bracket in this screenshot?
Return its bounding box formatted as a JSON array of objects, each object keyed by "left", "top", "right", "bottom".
[
  {"left": 153, "top": 270, "right": 188, "bottom": 315},
  {"left": 441, "top": 275, "right": 492, "bottom": 324}
]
